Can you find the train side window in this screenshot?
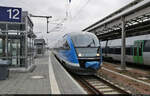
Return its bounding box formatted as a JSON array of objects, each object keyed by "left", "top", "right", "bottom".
[
  {"left": 126, "top": 47, "right": 131, "bottom": 55},
  {"left": 114, "top": 48, "right": 117, "bottom": 54},
  {"left": 139, "top": 47, "right": 142, "bottom": 56},
  {"left": 112, "top": 48, "right": 115, "bottom": 54},
  {"left": 108, "top": 48, "right": 110, "bottom": 53},
  {"left": 134, "top": 47, "right": 137, "bottom": 56},
  {"left": 145, "top": 40, "right": 150, "bottom": 47},
  {"left": 115, "top": 48, "right": 121, "bottom": 54},
  {"left": 144, "top": 40, "right": 150, "bottom": 52},
  {"left": 126, "top": 48, "right": 128, "bottom": 55},
  {"left": 130, "top": 47, "right": 133, "bottom": 55},
  {"left": 139, "top": 42, "right": 143, "bottom": 56},
  {"left": 102, "top": 48, "right": 104, "bottom": 53},
  {"left": 109, "top": 48, "right": 112, "bottom": 54},
  {"left": 108, "top": 47, "right": 114, "bottom": 54}
]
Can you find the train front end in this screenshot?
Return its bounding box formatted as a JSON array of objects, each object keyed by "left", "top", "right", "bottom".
[{"left": 69, "top": 32, "right": 102, "bottom": 75}]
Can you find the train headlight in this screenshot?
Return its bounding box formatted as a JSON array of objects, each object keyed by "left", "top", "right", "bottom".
[
  {"left": 78, "top": 53, "right": 82, "bottom": 57},
  {"left": 96, "top": 53, "right": 100, "bottom": 56}
]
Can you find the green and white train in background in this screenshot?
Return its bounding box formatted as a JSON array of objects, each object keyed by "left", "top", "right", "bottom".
[{"left": 101, "top": 34, "right": 150, "bottom": 65}]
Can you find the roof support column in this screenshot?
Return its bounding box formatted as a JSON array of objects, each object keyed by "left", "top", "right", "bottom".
[{"left": 121, "top": 16, "right": 126, "bottom": 70}]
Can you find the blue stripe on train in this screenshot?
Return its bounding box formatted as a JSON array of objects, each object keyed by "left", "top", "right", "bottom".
[{"left": 59, "top": 35, "right": 79, "bottom": 64}]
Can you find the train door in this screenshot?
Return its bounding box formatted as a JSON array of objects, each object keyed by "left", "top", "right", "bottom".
[{"left": 133, "top": 40, "right": 144, "bottom": 64}]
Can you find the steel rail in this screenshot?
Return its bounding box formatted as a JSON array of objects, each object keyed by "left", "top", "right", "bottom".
[{"left": 73, "top": 74, "right": 130, "bottom": 95}]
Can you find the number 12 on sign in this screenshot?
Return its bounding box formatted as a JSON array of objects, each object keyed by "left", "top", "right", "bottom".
[
  {"left": 0, "top": 6, "right": 22, "bottom": 22},
  {"left": 7, "top": 9, "right": 20, "bottom": 20}
]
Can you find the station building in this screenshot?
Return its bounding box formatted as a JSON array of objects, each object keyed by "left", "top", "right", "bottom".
[
  {"left": 34, "top": 38, "right": 46, "bottom": 56},
  {"left": 0, "top": 11, "right": 36, "bottom": 69}
]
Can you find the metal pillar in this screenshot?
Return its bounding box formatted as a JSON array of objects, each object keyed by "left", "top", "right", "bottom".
[
  {"left": 121, "top": 17, "right": 126, "bottom": 70},
  {"left": 46, "top": 17, "right": 50, "bottom": 33},
  {"left": 105, "top": 40, "right": 108, "bottom": 57},
  {"left": 6, "top": 24, "right": 8, "bottom": 60},
  {"left": 25, "top": 16, "right": 28, "bottom": 68}
]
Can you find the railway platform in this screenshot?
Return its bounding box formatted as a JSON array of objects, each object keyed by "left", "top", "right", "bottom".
[{"left": 0, "top": 51, "right": 86, "bottom": 94}]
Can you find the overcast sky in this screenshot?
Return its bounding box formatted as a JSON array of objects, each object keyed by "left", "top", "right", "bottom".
[{"left": 0, "top": 0, "right": 134, "bottom": 47}]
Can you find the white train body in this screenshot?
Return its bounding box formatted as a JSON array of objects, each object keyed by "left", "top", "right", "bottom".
[{"left": 101, "top": 34, "right": 150, "bottom": 65}]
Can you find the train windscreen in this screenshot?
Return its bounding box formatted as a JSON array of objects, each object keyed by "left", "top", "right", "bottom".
[
  {"left": 71, "top": 33, "right": 100, "bottom": 57},
  {"left": 71, "top": 33, "right": 100, "bottom": 47}
]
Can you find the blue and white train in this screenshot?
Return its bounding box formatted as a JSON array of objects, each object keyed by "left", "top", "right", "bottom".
[{"left": 52, "top": 32, "right": 102, "bottom": 75}]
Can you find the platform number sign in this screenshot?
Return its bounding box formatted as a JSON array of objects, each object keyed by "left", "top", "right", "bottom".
[{"left": 0, "top": 6, "right": 22, "bottom": 22}]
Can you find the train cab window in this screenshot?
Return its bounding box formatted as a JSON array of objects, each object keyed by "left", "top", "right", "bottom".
[
  {"left": 63, "top": 41, "right": 70, "bottom": 50},
  {"left": 71, "top": 33, "right": 99, "bottom": 47}
]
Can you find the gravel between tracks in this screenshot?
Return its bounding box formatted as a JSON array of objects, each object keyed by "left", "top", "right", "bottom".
[{"left": 98, "top": 62, "right": 150, "bottom": 94}]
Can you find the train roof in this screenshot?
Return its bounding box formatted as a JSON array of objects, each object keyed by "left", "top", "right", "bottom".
[
  {"left": 65, "top": 31, "right": 95, "bottom": 37},
  {"left": 101, "top": 34, "right": 150, "bottom": 47}
]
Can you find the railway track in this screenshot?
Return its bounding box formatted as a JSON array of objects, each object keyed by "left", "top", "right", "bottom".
[{"left": 73, "top": 74, "right": 130, "bottom": 95}]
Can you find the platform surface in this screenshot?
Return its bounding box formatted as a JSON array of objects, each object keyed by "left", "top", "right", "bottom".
[
  {"left": 50, "top": 52, "right": 86, "bottom": 94},
  {"left": 0, "top": 54, "right": 51, "bottom": 94},
  {"left": 0, "top": 51, "right": 86, "bottom": 94}
]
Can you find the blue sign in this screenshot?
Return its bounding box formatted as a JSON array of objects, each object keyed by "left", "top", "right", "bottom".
[{"left": 0, "top": 6, "right": 22, "bottom": 22}]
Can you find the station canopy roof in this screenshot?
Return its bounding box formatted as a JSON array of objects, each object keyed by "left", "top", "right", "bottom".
[{"left": 83, "top": 0, "right": 150, "bottom": 41}]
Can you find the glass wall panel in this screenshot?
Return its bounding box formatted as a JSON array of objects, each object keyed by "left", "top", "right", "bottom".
[{"left": 0, "top": 35, "right": 26, "bottom": 67}]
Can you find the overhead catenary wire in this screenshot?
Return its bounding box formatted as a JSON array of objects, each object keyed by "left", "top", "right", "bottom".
[
  {"left": 49, "top": 17, "right": 68, "bottom": 32},
  {"left": 49, "top": 0, "right": 71, "bottom": 32},
  {"left": 71, "top": 0, "right": 91, "bottom": 21},
  {"left": 59, "top": 0, "right": 91, "bottom": 32},
  {"left": 49, "top": 0, "right": 91, "bottom": 32}
]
